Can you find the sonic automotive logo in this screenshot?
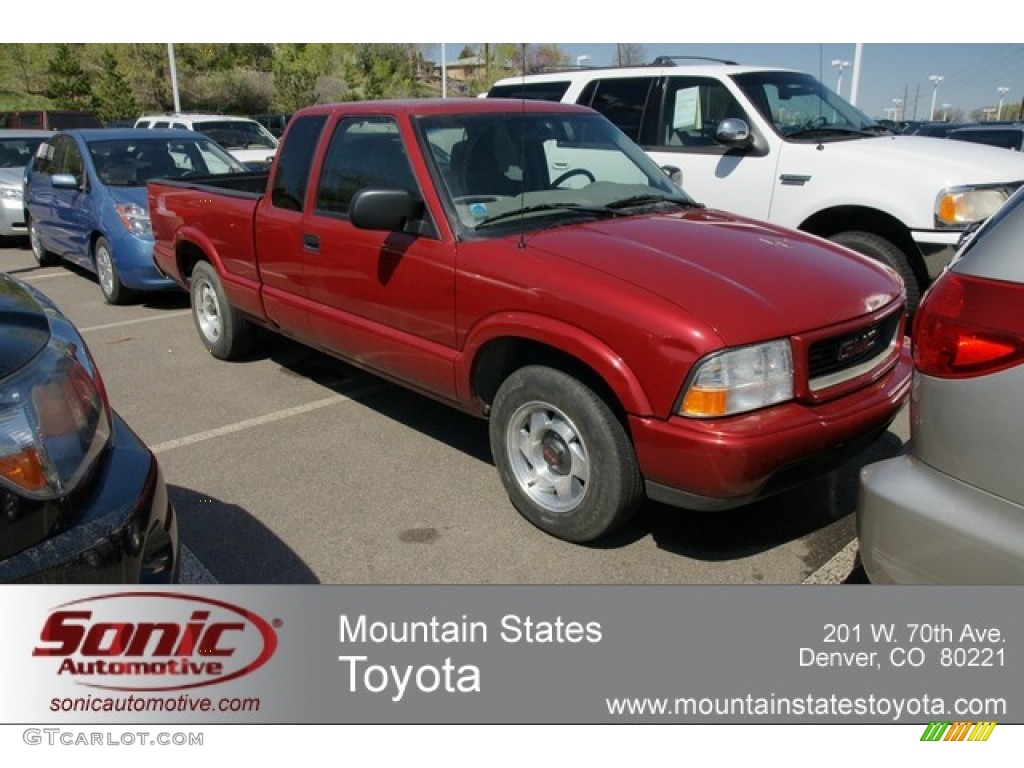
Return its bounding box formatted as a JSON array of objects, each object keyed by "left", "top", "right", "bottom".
[{"left": 32, "top": 593, "right": 278, "bottom": 692}]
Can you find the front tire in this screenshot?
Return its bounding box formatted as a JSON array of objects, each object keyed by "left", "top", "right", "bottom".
[
  {"left": 28, "top": 216, "right": 59, "bottom": 267},
  {"left": 829, "top": 230, "right": 921, "bottom": 313},
  {"left": 489, "top": 366, "right": 644, "bottom": 543},
  {"left": 190, "top": 261, "right": 253, "bottom": 360},
  {"left": 94, "top": 236, "right": 133, "bottom": 305}
]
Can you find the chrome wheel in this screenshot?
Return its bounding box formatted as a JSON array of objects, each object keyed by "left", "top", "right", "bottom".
[
  {"left": 194, "top": 277, "right": 222, "bottom": 344},
  {"left": 505, "top": 400, "right": 591, "bottom": 515},
  {"left": 95, "top": 241, "right": 115, "bottom": 297}
]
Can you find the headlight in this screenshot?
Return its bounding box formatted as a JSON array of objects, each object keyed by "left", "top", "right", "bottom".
[
  {"left": 935, "top": 185, "right": 1012, "bottom": 228},
  {"left": 115, "top": 202, "right": 152, "bottom": 237},
  {"left": 679, "top": 340, "right": 793, "bottom": 418},
  {"left": 0, "top": 304, "right": 111, "bottom": 500}
]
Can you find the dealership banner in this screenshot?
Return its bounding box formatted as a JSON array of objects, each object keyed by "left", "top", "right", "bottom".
[{"left": 0, "top": 586, "right": 1019, "bottom": 725}]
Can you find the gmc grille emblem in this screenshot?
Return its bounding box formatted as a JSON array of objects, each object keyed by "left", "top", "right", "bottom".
[{"left": 836, "top": 327, "right": 879, "bottom": 362}]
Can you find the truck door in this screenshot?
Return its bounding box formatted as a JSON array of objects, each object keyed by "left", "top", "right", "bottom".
[{"left": 302, "top": 114, "right": 458, "bottom": 401}]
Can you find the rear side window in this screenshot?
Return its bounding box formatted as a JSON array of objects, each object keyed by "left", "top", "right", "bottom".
[
  {"left": 488, "top": 81, "right": 571, "bottom": 102},
  {"left": 270, "top": 114, "right": 327, "bottom": 211},
  {"left": 576, "top": 77, "right": 658, "bottom": 144}
]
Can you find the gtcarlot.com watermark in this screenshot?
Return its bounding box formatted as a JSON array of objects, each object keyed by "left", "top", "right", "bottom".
[{"left": 23, "top": 728, "right": 203, "bottom": 747}]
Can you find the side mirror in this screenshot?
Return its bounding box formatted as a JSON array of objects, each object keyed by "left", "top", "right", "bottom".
[
  {"left": 51, "top": 173, "right": 83, "bottom": 190},
  {"left": 350, "top": 188, "right": 419, "bottom": 232},
  {"left": 715, "top": 118, "right": 753, "bottom": 149},
  {"left": 661, "top": 165, "right": 682, "bottom": 187}
]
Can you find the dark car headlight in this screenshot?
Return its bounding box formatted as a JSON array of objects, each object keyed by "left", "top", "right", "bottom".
[{"left": 0, "top": 300, "right": 112, "bottom": 501}]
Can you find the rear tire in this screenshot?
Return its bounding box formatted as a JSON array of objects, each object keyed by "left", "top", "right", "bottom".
[
  {"left": 829, "top": 230, "right": 921, "bottom": 313},
  {"left": 190, "top": 261, "right": 253, "bottom": 360},
  {"left": 489, "top": 365, "right": 644, "bottom": 543}
]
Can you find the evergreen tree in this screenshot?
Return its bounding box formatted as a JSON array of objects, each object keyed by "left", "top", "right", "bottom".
[
  {"left": 93, "top": 48, "right": 139, "bottom": 123},
  {"left": 45, "top": 43, "right": 94, "bottom": 110}
]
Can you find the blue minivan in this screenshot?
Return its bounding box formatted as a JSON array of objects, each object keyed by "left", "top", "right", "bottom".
[{"left": 24, "top": 128, "right": 246, "bottom": 303}]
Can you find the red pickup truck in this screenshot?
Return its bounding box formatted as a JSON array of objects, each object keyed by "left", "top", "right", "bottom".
[{"left": 148, "top": 98, "right": 911, "bottom": 543}]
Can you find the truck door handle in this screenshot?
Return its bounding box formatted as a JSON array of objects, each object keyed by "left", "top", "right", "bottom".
[{"left": 303, "top": 233, "right": 320, "bottom": 253}]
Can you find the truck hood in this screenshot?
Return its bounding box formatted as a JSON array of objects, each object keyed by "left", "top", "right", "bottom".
[
  {"left": 811, "top": 134, "right": 1024, "bottom": 183},
  {"left": 528, "top": 208, "right": 903, "bottom": 345}
]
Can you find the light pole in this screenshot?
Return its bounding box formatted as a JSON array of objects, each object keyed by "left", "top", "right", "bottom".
[
  {"left": 831, "top": 59, "right": 850, "bottom": 97},
  {"left": 997, "top": 87, "right": 1010, "bottom": 120},
  {"left": 928, "top": 75, "right": 944, "bottom": 120}
]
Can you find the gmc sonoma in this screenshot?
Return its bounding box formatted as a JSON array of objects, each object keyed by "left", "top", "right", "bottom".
[{"left": 147, "top": 98, "right": 911, "bottom": 543}]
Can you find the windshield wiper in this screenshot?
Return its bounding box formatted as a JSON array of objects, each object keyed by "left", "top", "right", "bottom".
[
  {"left": 475, "top": 202, "right": 620, "bottom": 228},
  {"left": 604, "top": 194, "right": 698, "bottom": 210},
  {"left": 784, "top": 126, "right": 875, "bottom": 139}
]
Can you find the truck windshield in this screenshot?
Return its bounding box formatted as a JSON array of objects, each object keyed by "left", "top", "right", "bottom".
[
  {"left": 416, "top": 110, "right": 693, "bottom": 235},
  {"left": 730, "top": 71, "right": 887, "bottom": 139}
]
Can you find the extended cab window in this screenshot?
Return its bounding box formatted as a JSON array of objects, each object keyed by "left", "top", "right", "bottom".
[
  {"left": 271, "top": 114, "right": 326, "bottom": 211},
  {"left": 661, "top": 77, "right": 745, "bottom": 148},
  {"left": 315, "top": 116, "right": 418, "bottom": 216},
  {"left": 576, "top": 77, "right": 658, "bottom": 145}
]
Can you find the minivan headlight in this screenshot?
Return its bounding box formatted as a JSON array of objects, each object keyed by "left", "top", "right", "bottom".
[{"left": 679, "top": 340, "right": 794, "bottom": 418}]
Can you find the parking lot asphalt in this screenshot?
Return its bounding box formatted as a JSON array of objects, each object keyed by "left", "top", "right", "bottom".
[{"left": 1, "top": 240, "right": 908, "bottom": 585}]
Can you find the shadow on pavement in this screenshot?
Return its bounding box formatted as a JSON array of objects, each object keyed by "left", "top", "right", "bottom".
[{"left": 170, "top": 485, "right": 320, "bottom": 584}]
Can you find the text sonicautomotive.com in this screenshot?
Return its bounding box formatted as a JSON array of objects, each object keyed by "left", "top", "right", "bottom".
[{"left": 23, "top": 729, "right": 204, "bottom": 747}]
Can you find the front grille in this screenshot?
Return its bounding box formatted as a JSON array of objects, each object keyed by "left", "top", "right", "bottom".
[{"left": 807, "top": 311, "right": 901, "bottom": 391}]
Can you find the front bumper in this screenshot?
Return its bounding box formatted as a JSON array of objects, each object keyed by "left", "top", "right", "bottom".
[
  {"left": 858, "top": 454, "right": 1024, "bottom": 585},
  {"left": 0, "top": 413, "right": 179, "bottom": 584},
  {"left": 633, "top": 346, "right": 912, "bottom": 511},
  {"left": 106, "top": 230, "right": 179, "bottom": 292}
]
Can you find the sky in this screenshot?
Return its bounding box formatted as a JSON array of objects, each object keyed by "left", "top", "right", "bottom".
[{"left": 8, "top": 1, "right": 1021, "bottom": 120}]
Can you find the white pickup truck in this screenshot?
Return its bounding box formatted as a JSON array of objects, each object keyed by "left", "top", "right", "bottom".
[{"left": 488, "top": 58, "right": 1024, "bottom": 309}]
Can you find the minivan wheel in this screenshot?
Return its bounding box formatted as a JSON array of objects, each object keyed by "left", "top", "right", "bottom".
[
  {"left": 489, "top": 366, "right": 644, "bottom": 543},
  {"left": 190, "top": 261, "right": 252, "bottom": 360}
]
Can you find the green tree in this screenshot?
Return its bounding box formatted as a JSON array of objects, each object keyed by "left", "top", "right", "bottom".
[
  {"left": 45, "top": 43, "right": 94, "bottom": 110},
  {"left": 342, "top": 44, "right": 422, "bottom": 101},
  {"left": 93, "top": 48, "right": 139, "bottom": 123},
  {"left": 272, "top": 44, "right": 320, "bottom": 112}
]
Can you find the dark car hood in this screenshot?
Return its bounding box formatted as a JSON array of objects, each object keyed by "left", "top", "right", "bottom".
[
  {"left": 0, "top": 274, "right": 50, "bottom": 379},
  {"left": 528, "top": 208, "right": 903, "bottom": 345}
]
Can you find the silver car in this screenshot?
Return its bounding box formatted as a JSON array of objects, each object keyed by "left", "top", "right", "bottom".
[
  {"left": 858, "top": 185, "right": 1024, "bottom": 583},
  {"left": 0, "top": 129, "right": 53, "bottom": 239}
]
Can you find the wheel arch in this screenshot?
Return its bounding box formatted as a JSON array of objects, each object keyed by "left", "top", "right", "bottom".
[
  {"left": 461, "top": 317, "right": 654, "bottom": 421},
  {"left": 799, "top": 204, "right": 928, "bottom": 287}
]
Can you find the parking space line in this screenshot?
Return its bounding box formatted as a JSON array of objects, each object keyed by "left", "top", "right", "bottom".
[
  {"left": 802, "top": 539, "right": 858, "bottom": 585},
  {"left": 79, "top": 310, "right": 192, "bottom": 333},
  {"left": 150, "top": 385, "right": 386, "bottom": 455},
  {"left": 17, "top": 271, "right": 75, "bottom": 281}
]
